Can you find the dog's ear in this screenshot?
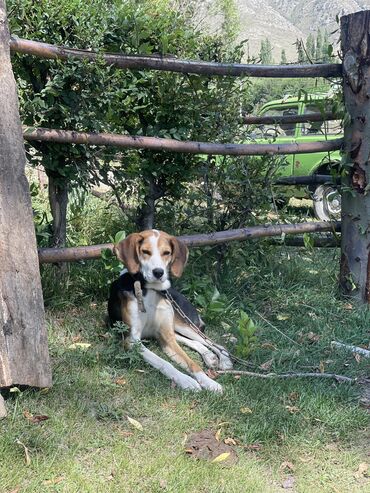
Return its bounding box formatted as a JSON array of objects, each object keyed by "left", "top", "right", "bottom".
[
  {"left": 170, "top": 237, "right": 189, "bottom": 278},
  {"left": 114, "top": 233, "right": 143, "bottom": 274}
]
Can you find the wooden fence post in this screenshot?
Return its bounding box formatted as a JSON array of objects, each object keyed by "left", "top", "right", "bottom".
[
  {"left": 340, "top": 10, "right": 370, "bottom": 303},
  {"left": 0, "top": 1, "right": 51, "bottom": 388}
]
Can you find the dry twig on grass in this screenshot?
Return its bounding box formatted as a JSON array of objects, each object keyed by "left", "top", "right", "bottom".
[{"left": 217, "top": 370, "right": 354, "bottom": 383}]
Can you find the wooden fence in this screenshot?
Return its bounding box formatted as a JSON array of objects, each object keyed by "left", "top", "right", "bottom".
[{"left": 1, "top": 1, "right": 369, "bottom": 390}]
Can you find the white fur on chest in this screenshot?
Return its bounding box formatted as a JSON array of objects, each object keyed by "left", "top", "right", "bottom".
[{"left": 129, "top": 289, "right": 174, "bottom": 340}]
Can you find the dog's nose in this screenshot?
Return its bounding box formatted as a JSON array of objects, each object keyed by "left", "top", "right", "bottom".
[{"left": 152, "top": 268, "right": 164, "bottom": 279}]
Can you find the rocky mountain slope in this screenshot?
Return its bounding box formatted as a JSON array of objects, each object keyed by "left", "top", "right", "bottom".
[{"left": 229, "top": 0, "right": 370, "bottom": 61}]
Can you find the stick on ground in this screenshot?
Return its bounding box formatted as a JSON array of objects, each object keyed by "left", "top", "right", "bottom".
[{"left": 217, "top": 370, "right": 354, "bottom": 383}]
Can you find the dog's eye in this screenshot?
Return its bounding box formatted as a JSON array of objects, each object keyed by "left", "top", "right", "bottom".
[
  {"left": 163, "top": 251, "right": 171, "bottom": 256},
  {"left": 142, "top": 249, "right": 151, "bottom": 255}
]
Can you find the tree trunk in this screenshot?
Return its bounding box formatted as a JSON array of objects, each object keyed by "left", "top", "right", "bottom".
[
  {"left": 340, "top": 11, "right": 370, "bottom": 302},
  {"left": 136, "top": 177, "right": 163, "bottom": 230},
  {"left": 47, "top": 172, "right": 68, "bottom": 248},
  {"left": 0, "top": 2, "right": 51, "bottom": 388}
]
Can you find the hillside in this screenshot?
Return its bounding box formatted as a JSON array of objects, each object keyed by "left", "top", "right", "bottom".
[{"left": 209, "top": 0, "right": 370, "bottom": 61}]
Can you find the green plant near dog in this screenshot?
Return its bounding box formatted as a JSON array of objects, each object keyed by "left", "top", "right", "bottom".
[
  {"left": 234, "top": 310, "right": 258, "bottom": 359},
  {"left": 101, "top": 230, "right": 126, "bottom": 276}
]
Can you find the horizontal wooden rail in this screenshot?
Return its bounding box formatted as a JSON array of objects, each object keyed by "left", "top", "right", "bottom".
[
  {"left": 268, "top": 236, "right": 339, "bottom": 247},
  {"left": 10, "top": 37, "right": 342, "bottom": 78},
  {"left": 38, "top": 221, "right": 340, "bottom": 263},
  {"left": 243, "top": 112, "right": 340, "bottom": 125},
  {"left": 274, "top": 175, "right": 340, "bottom": 186},
  {"left": 23, "top": 127, "right": 343, "bottom": 156}
]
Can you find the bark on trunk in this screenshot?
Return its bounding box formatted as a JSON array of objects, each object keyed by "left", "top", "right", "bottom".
[
  {"left": 0, "top": 2, "right": 51, "bottom": 388},
  {"left": 136, "top": 178, "right": 163, "bottom": 230},
  {"left": 340, "top": 11, "right": 370, "bottom": 302},
  {"left": 47, "top": 173, "right": 68, "bottom": 248}
]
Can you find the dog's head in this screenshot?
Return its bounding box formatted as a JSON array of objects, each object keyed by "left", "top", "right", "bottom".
[{"left": 114, "top": 229, "right": 188, "bottom": 288}]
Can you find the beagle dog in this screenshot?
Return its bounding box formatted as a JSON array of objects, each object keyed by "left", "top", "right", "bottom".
[{"left": 107, "top": 229, "right": 233, "bottom": 393}]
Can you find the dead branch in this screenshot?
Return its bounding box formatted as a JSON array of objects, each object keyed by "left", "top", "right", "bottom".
[
  {"left": 217, "top": 370, "right": 354, "bottom": 383},
  {"left": 331, "top": 341, "right": 370, "bottom": 358}
]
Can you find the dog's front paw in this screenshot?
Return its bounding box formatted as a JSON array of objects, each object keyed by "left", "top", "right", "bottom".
[
  {"left": 173, "top": 374, "right": 202, "bottom": 392},
  {"left": 194, "top": 372, "right": 223, "bottom": 393}
]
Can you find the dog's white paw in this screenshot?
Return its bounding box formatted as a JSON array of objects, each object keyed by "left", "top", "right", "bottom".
[
  {"left": 218, "top": 354, "right": 233, "bottom": 371},
  {"left": 194, "top": 372, "right": 223, "bottom": 394},
  {"left": 173, "top": 374, "right": 202, "bottom": 391},
  {"left": 202, "top": 350, "right": 220, "bottom": 369}
]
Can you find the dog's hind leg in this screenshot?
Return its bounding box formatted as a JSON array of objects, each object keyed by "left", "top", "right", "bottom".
[
  {"left": 175, "top": 334, "right": 219, "bottom": 369},
  {"left": 158, "top": 330, "right": 223, "bottom": 393}
]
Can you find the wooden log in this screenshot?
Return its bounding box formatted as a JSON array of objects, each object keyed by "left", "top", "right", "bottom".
[
  {"left": 10, "top": 37, "right": 342, "bottom": 78},
  {"left": 274, "top": 175, "right": 339, "bottom": 186},
  {"left": 340, "top": 10, "right": 370, "bottom": 303},
  {"left": 0, "top": 394, "right": 6, "bottom": 418},
  {"left": 242, "top": 112, "right": 340, "bottom": 125},
  {"left": 38, "top": 221, "right": 340, "bottom": 263},
  {"left": 0, "top": 2, "right": 51, "bottom": 388},
  {"left": 268, "top": 236, "right": 339, "bottom": 247},
  {"left": 23, "top": 126, "right": 343, "bottom": 156}
]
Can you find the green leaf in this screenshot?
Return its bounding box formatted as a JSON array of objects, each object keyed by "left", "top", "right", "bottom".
[{"left": 114, "top": 231, "right": 126, "bottom": 244}]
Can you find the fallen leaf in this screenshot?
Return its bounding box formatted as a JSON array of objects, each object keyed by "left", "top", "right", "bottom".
[
  {"left": 319, "top": 361, "right": 325, "bottom": 373},
  {"left": 343, "top": 303, "right": 353, "bottom": 310},
  {"left": 159, "top": 479, "right": 167, "bottom": 489},
  {"left": 240, "top": 407, "right": 253, "bottom": 414},
  {"left": 98, "top": 332, "right": 110, "bottom": 340},
  {"left": 234, "top": 375, "right": 241, "bottom": 380},
  {"left": 280, "top": 461, "right": 295, "bottom": 472},
  {"left": 261, "top": 342, "right": 277, "bottom": 350},
  {"left": 127, "top": 416, "right": 143, "bottom": 431},
  {"left": 276, "top": 314, "right": 290, "bottom": 321},
  {"left": 224, "top": 437, "right": 237, "bottom": 446},
  {"left": 215, "top": 429, "right": 221, "bottom": 441},
  {"left": 206, "top": 369, "right": 219, "bottom": 380},
  {"left": 185, "top": 429, "right": 238, "bottom": 465},
  {"left": 288, "top": 392, "right": 299, "bottom": 402},
  {"left": 71, "top": 335, "right": 82, "bottom": 343},
  {"left": 68, "top": 342, "right": 91, "bottom": 349},
  {"left": 282, "top": 475, "right": 295, "bottom": 489},
  {"left": 354, "top": 353, "right": 362, "bottom": 364},
  {"left": 23, "top": 410, "right": 49, "bottom": 424},
  {"left": 118, "top": 430, "right": 134, "bottom": 438},
  {"left": 355, "top": 462, "right": 368, "bottom": 478},
  {"left": 259, "top": 359, "right": 273, "bottom": 371},
  {"left": 15, "top": 439, "right": 31, "bottom": 465},
  {"left": 43, "top": 476, "right": 64, "bottom": 486},
  {"left": 115, "top": 377, "right": 127, "bottom": 386},
  {"left": 211, "top": 452, "right": 230, "bottom": 463},
  {"left": 106, "top": 471, "right": 115, "bottom": 481},
  {"left": 285, "top": 405, "right": 300, "bottom": 414},
  {"left": 307, "top": 332, "right": 320, "bottom": 343},
  {"left": 244, "top": 443, "right": 262, "bottom": 451}
]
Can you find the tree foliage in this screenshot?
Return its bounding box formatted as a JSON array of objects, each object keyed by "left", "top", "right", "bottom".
[{"left": 9, "top": 0, "right": 250, "bottom": 240}]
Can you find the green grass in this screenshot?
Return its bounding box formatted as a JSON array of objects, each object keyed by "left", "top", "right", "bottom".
[{"left": 1, "top": 246, "right": 369, "bottom": 492}]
